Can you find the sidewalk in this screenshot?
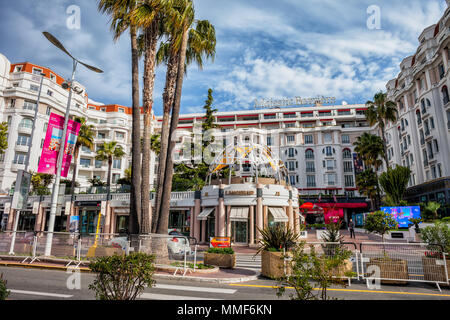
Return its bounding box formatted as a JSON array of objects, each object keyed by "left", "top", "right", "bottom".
[{"left": 0, "top": 255, "right": 260, "bottom": 284}]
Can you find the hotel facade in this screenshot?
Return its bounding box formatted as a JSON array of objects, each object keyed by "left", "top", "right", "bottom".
[{"left": 384, "top": 4, "right": 450, "bottom": 210}]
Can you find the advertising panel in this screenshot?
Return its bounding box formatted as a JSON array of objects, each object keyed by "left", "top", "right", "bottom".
[
  {"left": 210, "top": 237, "right": 231, "bottom": 248},
  {"left": 38, "top": 113, "right": 80, "bottom": 177},
  {"left": 380, "top": 206, "right": 421, "bottom": 228}
]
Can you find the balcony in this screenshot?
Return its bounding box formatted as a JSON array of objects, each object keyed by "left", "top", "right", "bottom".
[
  {"left": 18, "top": 125, "right": 32, "bottom": 135},
  {"left": 15, "top": 144, "right": 29, "bottom": 153}
]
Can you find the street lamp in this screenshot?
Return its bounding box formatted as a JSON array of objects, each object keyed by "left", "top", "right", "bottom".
[{"left": 42, "top": 31, "right": 103, "bottom": 256}]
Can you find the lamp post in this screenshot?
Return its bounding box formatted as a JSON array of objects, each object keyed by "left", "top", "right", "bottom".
[
  {"left": 8, "top": 72, "right": 45, "bottom": 255},
  {"left": 42, "top": 32, "right": 103, "bottom": 256}
]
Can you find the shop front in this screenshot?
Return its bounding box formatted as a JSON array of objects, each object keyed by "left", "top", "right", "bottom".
[{"left": 75, "top": 201, "right": 101, "bottom": 234}]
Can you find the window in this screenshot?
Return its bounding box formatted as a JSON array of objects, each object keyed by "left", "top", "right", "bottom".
[
  {"left": 285, "top": 123, "right": 296, "bottom": 128},
  {"left": 40, "top": 139, "right": 44, "bottom": 148},
  {"left": 23, "top": 100, "right": 37, "bottom": 111},
  {"left": 19, "top": 118, "right": 33, "bottom": 129},
  {"left": 9, "top": 99, "right": 16, "bottom": 108},
  {"left": 307, "top": 175, "right": 316, "bottom": 187},
  {"left": 343, "top": 149, "right": 352, "bottom": 159},
  {"left": 81, "top": 145, "right": 91, "bottom": 153},
  {"left": 344, "top": 175, "right": 354, "bottom": 187},
  {"left": 430, "top": 117, "right": 435, "bottom": 129},
  {"left": 431, "top": 166, "right": 437, "bottom": 179},
  {"left": 13, "top": 153, "right": 27, "bottom": 165},
  {"left": 43, "top": 122, "right": 48, "bottom": 132},
  {"left": 342, "top": 135, "right": 350, "bottom": 144},
  {"left": 324, "top": 133, "right": 332, "bottom": 143},
  {"left": 442, "top": 86, "right": 450, "bottom": 105},
  {"left": 112, "top": 174, "right": 120, "bottom": 184},
  {"left": 50, "top": 74, "right": 56, "bottom": 82},
  {"left": 16, "top": 135, "right": 31, "bottom": 146},
  {"left": 98, "top": 132, "right": 106, "bottom": 139},
  {"left": 95, "top": 160, "right": 103, "bottom": 168},
  {"left": 284, "top": 113, "right": 296, "bottom": 118},
  {"left": 266, "top": 136, "right": 272, "bottom": 146},
  {"left": 326, "top": 160, "right": 334, "bottom": 170},
  {"left": 80, "top": 158, "right": 91, "bottom": 168},
  {"left": 433, "top": 139, "right": 439, "bottom": 153},
  {"left": 344, "top": 161, "right": 353, "bottom": 173},
  {"left": 305, "top": 149, "right": 314, "bottom": 160},
  {"left": 264, "top": 114, "right": 276, "bottom": 120},
  {"left": 324, "top": 174, "right": 336, "bottom": 186},
  {"left": 101, "top": 108, "right": 106, "bottom": 112},
  {"left": 288, "top": 148, "right": 295, "bottom": 158},
  {"left": 290, "top": 176, "right": 296, "bottom": 186},
  {"left": 324, "top": 146, "right": 333, "bottom": 156},
  {"left": 287, "top": 135, "right": 295, "bottom": 143},
  {"left": 410, "top": 154, "right": 414, "bottom": 165},
  {"left": 30, "top": 84, "right": 39, "bottom": 92},
  {"left": 32, "top": 68, "right": 43, "bottom": 75},
  {"left": 47, "top": 90, "right": 53, "bottom": 97},
  {"left": 116, "top": 132, "right": 125, "bottom": 140},
  {"left": 46, "top": 106, "right": 51, "bottom": 115},
  {"left": 304, "top": 135, "right": 313, "bottom": 144},
  {"left": 306, "top": 162, "right": 315, "bottom": 173},
  {"left": 439, "top": 63, "right": 445, "bottom": 79},
  {"left": 437, "top": 163, "right": 442, "bottom": 178},
  {"left": 416, "top": 110, "right": 422, "bottom": 125},
  {"left": 7, "top": 116, "right": 12, "bottom": 125},
  {"left": 113, "top": 159, "right": 122, "bottom": 169}
]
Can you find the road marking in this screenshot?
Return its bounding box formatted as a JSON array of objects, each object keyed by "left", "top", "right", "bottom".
[
  {"left": 154, "top": 284, "right": 236, "bottom": 294},
  {"left": 10, "top": 289, "right": 73, "bottom": 299},
  {"left": 228, "top": 284, "right": 450, "bottom": 298},
  {"left": 139, "top": 293, "right": 222, "bottom": 300}
]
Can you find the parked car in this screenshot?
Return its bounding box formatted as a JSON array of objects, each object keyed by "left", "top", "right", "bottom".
[{"left": 108, "top": 231, "right": 192, "bottom": 255}]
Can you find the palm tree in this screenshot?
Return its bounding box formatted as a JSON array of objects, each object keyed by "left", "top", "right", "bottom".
[
  {"left": 425, "top": 201, "right": 441, "bottom": 220},
  {"left": 365, "top": 91, "right": 398, "bottom": 167},
  {"left": 353, "top": 132, "right": 384, "bottom": 171},
  {"left": 378, "top": 165, "right": 411, "bottom": 206},
  {"left": 132, "top": 0, "right": 172, "bottom": 234},
  {"left": 154, "top": 0, "right": 216, "bottom": 234},
  {"left": 98, "top": 0, "right": 141, "bottom": 234},
  {"left": 71, "top": 117, "right": 94, "bottom": 195},
  {"left": 95, "top": 141, "right": 126, "bottom": 196},
  {"left": 356, "top": 169, "right": 379, "bottom": 210}
]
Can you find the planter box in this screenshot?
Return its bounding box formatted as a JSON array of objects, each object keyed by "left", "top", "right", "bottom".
[
  {"left": 261, "top": 251, "right": 292, "bottom": 279},
  {"left": 422, "top": 257, "right": 450, "bottom": 284},
  {"left": 367, "top": 257, "right": 408, "bottom": 285},
  {"left": 86, "top": 246, "right": 124, "bottom": 258},
  {"left": 51, "top": 245, "right": 75, "bottom": 258},
  {"left": 204, "top": 252, "right": 236, "bottom": 269}
]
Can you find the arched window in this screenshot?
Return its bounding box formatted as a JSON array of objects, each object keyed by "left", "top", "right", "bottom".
[
  {"left": 305, "top": 149, "right": 314, "bottom": 160},
  {"left": 343, "top": 149, "right": 352, "bottom": 159},
  {"left": 442, "top": 86, "right": 449, "bottom": 105},
  {"left": 19, "top": 118, "right": 33, "bottom": 129}
]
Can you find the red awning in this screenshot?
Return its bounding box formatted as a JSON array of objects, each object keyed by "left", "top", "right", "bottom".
[{"left": 315, "top": 203, "right": 368, "bottom": 209}]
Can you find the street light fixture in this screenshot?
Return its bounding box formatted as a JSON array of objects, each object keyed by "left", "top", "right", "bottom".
[{"left": 42, "top": 31, "right": 103, "bottom": 256}]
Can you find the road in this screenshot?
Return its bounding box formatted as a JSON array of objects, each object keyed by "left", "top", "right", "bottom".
[{"left": 1, "top": 266, "right": 450, "bottom": 301}]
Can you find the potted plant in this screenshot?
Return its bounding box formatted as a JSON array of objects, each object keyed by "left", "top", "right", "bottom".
[
  {"left": 203, "top": 247, "right": 236, "bottom": 269},
  {"left": 364, "top": 211, "right": 408, "bottom": 284},
  {"left": 257, "top": 225, "right": 299, "bottom": 279},
  {"left": 420, "top": 222, "right": 450, "bottom": 283}
]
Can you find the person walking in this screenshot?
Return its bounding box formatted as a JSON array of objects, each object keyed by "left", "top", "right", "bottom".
[{"left": 348, "top": 219, "right": 356, "bottom": 239}]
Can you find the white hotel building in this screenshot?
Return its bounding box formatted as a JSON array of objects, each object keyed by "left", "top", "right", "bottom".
[{"left": 384, "top": 4, "right": 450, "bottom": 209}]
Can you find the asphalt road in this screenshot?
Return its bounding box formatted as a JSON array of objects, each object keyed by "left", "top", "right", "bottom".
[{"left": 1, "top": 266, "right": 450, "bottom": 301}]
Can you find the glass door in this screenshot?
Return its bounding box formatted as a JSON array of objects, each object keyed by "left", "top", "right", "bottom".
[
  {"left": 232, "top": 221, "right": 248, "bottom": 244},
  {"left": 207, "top": 217, "right": 215, "bottom": 240},
  {"left": 81, "top": 209, "right": 99, "bottom": 234}
]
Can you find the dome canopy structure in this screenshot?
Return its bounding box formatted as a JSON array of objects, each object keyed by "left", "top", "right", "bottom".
[{"left": 208, "top": 143, "right": 289, "bottom": 183}]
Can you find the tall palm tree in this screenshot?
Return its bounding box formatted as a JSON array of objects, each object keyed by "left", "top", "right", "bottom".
[
  {"left": 132, "top": 0, "right": 172, "bottom": 234},
  {"left": 95, "top": 141, "right": 126, "bottom": 196},
  {"left": 98, "top": 0, "right": 141, "bottom": 234},
  {"left": 71, "top": 117, "right": 94, "bottom": 194},
  {"left": 353, "top": 132, "right": 384, "bottom": 171},
  {"left": 356, "top": 169, "right": 379, "bottom": 210},
  {"left": 154, "top": 0, "right": 216, "bottom": 234},
  {"left": 365, "top": 91, "right": 398, "bottom": 168}
]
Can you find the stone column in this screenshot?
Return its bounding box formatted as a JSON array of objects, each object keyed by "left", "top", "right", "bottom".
[
  {"left": 194, "top": 191, "right": 201, "bottom": 242},
  {"left": 263, "top": 205, "right": 268, "bottom": 228},
  {"left": 249, "top": 205, "right": 255, "bottom": 245},
  {"left": 104, "top": 201, "right": 112, "bottom": 236},
  {"left": 201, "top": 220, "right": 206, "bottom": 244},
  {"left": 218, "top": 184, "right": 226, "bottom": 237},
  {"left": 287, "top": 187, "right": 294, "bottom": 232},
  {"left": 7, "top": 209, "right": 15, "bottom": 231},
  {"left": 294, "top": 207, "right": 301, "bottom": 235},
  {"left": 226, "top": 206, "right": 232, "bottom": 237},
  {"left": 256, "top": 184, "right": 263, "bottom": 241}
]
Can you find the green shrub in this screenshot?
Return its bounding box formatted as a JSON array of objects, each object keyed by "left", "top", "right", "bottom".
[
  {"left": 206, "top": 247, "right": 234, "bottom": 254},
  {"left": 441, "top": 217, "right": 450, "bottom": 223},
  {"left": 89, "top": 252, "right": 156, "bottom": 300},
  {"left": 0, "top": 273, "right": 9, "bottom": 300},
  {"left": 276, "top": 242, "right": 353, "bottom": 300},
  {"left": 364, "top": 211, "right": 398, "bottom": 242},
  {"left": 421, "top": 222, "right": 450, "bottom": 254},
  {"left": 257, "top": 225, "right": 299, "bottom": 254}
]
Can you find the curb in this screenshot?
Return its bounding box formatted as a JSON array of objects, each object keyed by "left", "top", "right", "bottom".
[{"left": 0, "top": 261, "right": 260, "bottom": 283}]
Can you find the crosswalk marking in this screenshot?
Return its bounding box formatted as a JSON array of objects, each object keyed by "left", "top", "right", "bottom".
[
  {"left": 154, "top": 284, "right": 236, "bottom": 294},
  {"left": 10, "top": 289, "right": 73, "bottom": 298},
  {"left": 139, "top": 293, "right": 222, "bottom": 300},
  {"left": 235, "top": 254, "right": 261, "bottom": 271}
]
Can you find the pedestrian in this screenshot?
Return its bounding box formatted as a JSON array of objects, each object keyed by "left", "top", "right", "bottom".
[{"left": 348, "top": 219, "right": 356, "bottom": 239}]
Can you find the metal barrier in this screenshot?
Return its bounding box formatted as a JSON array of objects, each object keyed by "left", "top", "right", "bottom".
[
  {"left": 0, "top": 231, "right": 35, "bottom": 256},
  {"left": 359, "top": 242, "right": 449, "bottom": 291}
]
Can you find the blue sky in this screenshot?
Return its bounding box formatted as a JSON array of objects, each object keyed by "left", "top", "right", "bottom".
[{"left": 0, "top": 0, "right": 447, "bottom": 116}]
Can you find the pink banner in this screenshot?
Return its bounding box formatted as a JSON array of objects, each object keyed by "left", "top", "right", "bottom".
[{"left": 38, "top": 113, "right": 81, "bottom": 178}]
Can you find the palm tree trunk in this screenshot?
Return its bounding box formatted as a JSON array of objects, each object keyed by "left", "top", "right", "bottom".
[
  {"left": 379, "top": 123, "right": 389, "bottom": 169},
  {"left": 70, "top": 146, "right": 80, "bottom": 216},
  {"left": 129, "top": 26, "right": 141, "bottom": 235},
  {"left": 141, "top": 23, "right": 159, "bottom": 234},
  {"left": 157, "top": 25, "right": 189, "bottom": 234},
  {"left": 152, "top": 43, "right": 178, "bottom": 233}
]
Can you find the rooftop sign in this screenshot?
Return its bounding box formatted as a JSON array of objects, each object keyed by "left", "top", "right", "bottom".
[{"left": 254, "top": 96, "right": 336, "bottom": 109}]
